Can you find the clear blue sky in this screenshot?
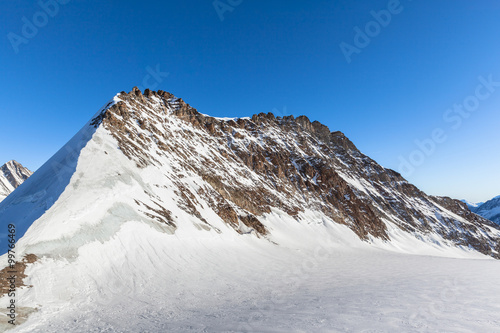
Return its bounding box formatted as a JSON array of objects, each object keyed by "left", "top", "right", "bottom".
[{"left": 1, "top": 0, "right": 499, "bottom": 203}]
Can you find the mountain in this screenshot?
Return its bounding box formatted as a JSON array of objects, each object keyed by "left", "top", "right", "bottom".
[
  {"left": 473, "top": 196, "right": 500, "bottom": 225},
  {"left": 1, "top": 88, "right": 500, "bottom": 330},
  {"left": 0, "top": 160, "right": 32, "bottom": 202},
  {"left": 461, "top": 199, "right": 484, "bottom": 211}
]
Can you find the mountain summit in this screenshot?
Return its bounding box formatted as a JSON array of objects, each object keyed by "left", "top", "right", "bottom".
[
  {"left": 1, "top": 88, "right": 500, "bottom": 329},
  {"left": 0, "top": 160, "right": 32, "bottom": 202}
]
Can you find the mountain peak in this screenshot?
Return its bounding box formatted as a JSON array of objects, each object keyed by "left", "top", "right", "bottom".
[
  {"left": 0, "top": 160, "right": 32, "bottom": 202},
  {"left": 5, "top": 159, "right": 22, "bottom": 167},
  {"left": 97, "top": 88, "right": 361, "bottom": 156},
  {"left": 2, "top": 87, "right": 500, "bottom": 262},
  {"left": 1, "top": 88, "right": 500, "bottom": 330},
  {"left": 43, "top": 87, "right": 497, "bottom": 258}
]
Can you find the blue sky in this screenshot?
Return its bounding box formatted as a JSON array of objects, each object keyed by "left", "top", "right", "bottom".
[{"left": 0, "top": 0, "right": 499, "bottom": 203}]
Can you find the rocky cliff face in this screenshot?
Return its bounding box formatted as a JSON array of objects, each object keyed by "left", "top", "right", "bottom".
[
  {"left": 0, "top": 160, "right": 32, "bottom": 202},
  {"left": 85, "top": 87, "right": 500, "bottom": 258}
]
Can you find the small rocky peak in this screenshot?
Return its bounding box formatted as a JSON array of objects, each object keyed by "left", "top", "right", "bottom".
[
  {"left": 265, "top": 112, "right": 275, "bottom": 120},
  {"left": 251, "top": 112, "right": 276, "bottom": 124},
  {"left": 0, "top": 160, "right": 32, "bottom": 187},
  {"left": 157, "top": 90, "right": 174, "bottom": 100},
  {"left": 295, "top": 115, "right": 313, "bottom": 132},
  {"left": 294, "top": 116, "right": 331, "bottom": 145},
  {"left": 171, "top": 98, "right": 200, "bottom": 119},
  {"left": 131, "top": 86, "right": 142, "bottom": 97},
  {"left": 311, "top": 121, "right": 330, "bottom": 139},
  {"left": 330, "top": 131, "right": 359, "bottom": 152},
  {"left": 144, "top": 88, "right": 155, "bottom": 98},
  {"left": 2, "top": 160, "right": 30, "bottom": 173},
  {"left": 124, "top": 86, "right": 147, "bottom": 104},
  {"left": 5, "top": 160, "right": 19, "bottom": 168}
]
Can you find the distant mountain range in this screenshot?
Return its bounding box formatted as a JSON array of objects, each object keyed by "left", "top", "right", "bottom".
[
  {"left": 463, "top": 196, "right": 500, "bottom": 225},
  {"left": 0, "top": 160, "right": 32, "bottom": 202}
]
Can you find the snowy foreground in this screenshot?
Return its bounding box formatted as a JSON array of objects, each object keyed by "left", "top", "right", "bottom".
[{"left": 3, "top": 226, "right": 500, "bottom": 333}]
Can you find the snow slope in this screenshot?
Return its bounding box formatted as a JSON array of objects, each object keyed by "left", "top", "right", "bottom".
[
  {"left": 1, "top": 88, "right": 499, "bottom": 331},
  {"left": 0, "top": 161, "right": 32, "bottom": 203},
  {"left": 5, "top": 234, "right": 500, "bottom": 332}
]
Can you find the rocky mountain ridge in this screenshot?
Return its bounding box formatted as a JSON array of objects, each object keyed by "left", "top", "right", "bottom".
[
  {"left": 1, "top": 87, "right": 499, "bottom": 261},
  {"left": 83, "top": 87, "right": 500, "bottom": 258}
]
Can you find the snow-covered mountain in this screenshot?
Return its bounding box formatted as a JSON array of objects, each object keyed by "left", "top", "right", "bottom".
[
  {"left": 461, "top": 199, "right": 484, "bottom": 211},
  {"left": 473, "top": 196, "right": 500, "bottom": 225},
  {"left": 1, "top": 88, "right": 500, "bottom": 331},
  {"left": 0, "top": 160, "right": 32, "bottom": 202}
]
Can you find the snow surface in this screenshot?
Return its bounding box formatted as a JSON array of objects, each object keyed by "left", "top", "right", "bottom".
[
  {"left": 0, "top": 99, "right": 117, "bottom": 253},
  {"left": 200, "top": 113, "right": 251, "bottom": 122},
  {"left": 2, "top": 229, "right": 500, "bottom": 332}
]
